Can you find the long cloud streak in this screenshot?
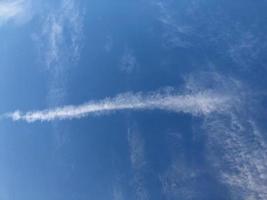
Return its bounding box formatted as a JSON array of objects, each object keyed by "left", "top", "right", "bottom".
[{"left": 4, "top": 90, "right": 231, "bottom": 123}]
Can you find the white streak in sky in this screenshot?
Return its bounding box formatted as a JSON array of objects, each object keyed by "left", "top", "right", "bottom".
[{"left": 5, "top": 90, "right": 230, "bottom": 123}]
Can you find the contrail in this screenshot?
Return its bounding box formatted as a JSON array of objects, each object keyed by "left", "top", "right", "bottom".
[{"left": 4, "top": 90, "right": 231, "bottom": 123}]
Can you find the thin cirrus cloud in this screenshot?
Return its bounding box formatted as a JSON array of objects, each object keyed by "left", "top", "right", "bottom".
[
  {"left": 32, "top": 0, "right": 84, "bottom": 108},
  {"left": 4, "top": 89, "right": 231, "bottom": 123},
  {"left": 127, "top": 128, "right": 150, "bottom": 200},
  {"left": 41, "top": 0, "right": 84, "bottom": 69},
  {"left": 204, "top": 113, "right": 267, "bottom": 199},
  {"left": 0, "top": 0, "right": 31, "bottom": 25}
]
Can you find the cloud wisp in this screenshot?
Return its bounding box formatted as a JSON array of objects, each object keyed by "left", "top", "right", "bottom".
[
  {"left": 0, "top": 0, "right": 31, "bottom": 25},
  {"left": 41, "top": 0, "right": 84, "bottom": 69},
  {"left": 127, "top": 128, "right": 150, "bottom": 200},
  {"left": 0, "top": 0, "right": 24, "bottom": 22},
  {"left": 204, "top": 113, "right": 267, "bottom": 199},
  {"left": 4, "top": 90, "right": 230, "bottom": 123}
]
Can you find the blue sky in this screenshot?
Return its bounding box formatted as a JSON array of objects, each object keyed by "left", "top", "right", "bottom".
[{"left": 1, "top": 0, "right": 267, "bottom": 200}]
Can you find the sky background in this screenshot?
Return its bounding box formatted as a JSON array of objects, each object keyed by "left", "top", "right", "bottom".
[{"left": 1, "top": 0, "right": 267, "bottom": 199}]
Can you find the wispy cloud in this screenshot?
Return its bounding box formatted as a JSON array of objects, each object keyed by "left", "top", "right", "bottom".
[
  {"left": 0, "top": 1, "right": 24, "bottom": 20},
  {"left": 127, "top": 128, "right": 150, "bottom": 200},
  {"left": 36, "top": 0, "right": 84, "bottom": 70},
  {"left": 128, "top": 128, "right": 146, "bottom": 171},
  {"left": 4, "top": 89, "right": 231, "bottom": 123},
  {"left": 31, "top": 0, "right": 85, "bottom": 115},
  {"left": 30, "top": 0, "right": 85, "bottom": 149},
  {"left": 204, "top": 114, "right": 267, "bottom": 199},
  {"left": 119, "top": 47, "right": 138, "bottom": 74},
  {"left": 228, "top": 31, "right": 262, "bottom": 68},
  {"left": 0, "top": 0, "right": 31, "bottom": 25},
  {"left": 193, "top": 73, "right": 267, "bottom": 199},
  {"left": 112, "top": 185, "right": 124, "bottom": 200},
  {"left": 154, "top": 1, "right": 193, "bottom": 49},
  {"left": 160, "top": 161, "right": 203, "bottom": 199}
]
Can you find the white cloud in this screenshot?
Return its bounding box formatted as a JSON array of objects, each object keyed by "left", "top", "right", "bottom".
[
  {"left": 0, "top": 0, "right": 31, "bottom": 25},
  {"left": 5, "top": 89, "right": 231, "bottom": 122},
  {"left": 30, "top": 0, "right": 85, "bottom": 150},
  {"left": 191, "top": 73, "right": 267, "bottom": 199},
  {"left": 32, "top": 0, "right": 84, "bottom": 121},
  {"left": 39, "top": 0, "right": 84, "bottom": 69},
  {"left": 204, "top": 114, "right": 267, "bottom": 200},
  {"left": 0, "top": 1, "right": 23, "bottom": 20},
  {"left": 154, "top": 72, "right": 267, "bottom": 199},
  {"left": 111, "top": 128, "right": 149, "bottom": 200},
  {"left": 44, "top": 16, "right": 63, "bottom": 68}
]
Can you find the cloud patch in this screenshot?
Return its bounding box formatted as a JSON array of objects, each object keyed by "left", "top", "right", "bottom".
[
  {"left": 204, "top": 113, "right": 267, "bottom": 199},
  {"left": 154, "top": 1, "right": 193, "bottom": 49},
  {"left": 189, "top": 72, "right": 267, "bottom": 199},
  {"left": 4, "top": 89, "right": 231, "bottom": 123},
  {"left": 0, "top": 0, "right": 31, "bottom": 25},
  {"left": 36, "top": 0, "right": 84, "bottom": 69},
  {"left": 119, "top": 48, "right": 138, "bottom": 74}
]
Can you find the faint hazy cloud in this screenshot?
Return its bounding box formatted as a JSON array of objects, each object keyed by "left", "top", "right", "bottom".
[
  {"left": 104, "top": 35, "right": 113, "bottom": 52},
  {"left": 128, "top": 128, "right": 146, "bottom": 171},
  {"left": 44, "top": 15, "right": 63, "bottom": 68},
  {"left": 119, "top": 47, "right": 138, "bottom": 74},
  {"left": 34, "top": 0, "right": 84, "bottom": 70},
  {"left": 32, "top": 0, "right": 84, "bottom": 110},
  {"left": 186, "top": 72, "right": 267, "bottom": 199},
  {"left": 111, "top": 127, "right": 149, "bottom": 200},
  {"left": 128, "top": 128, "right": 150, "bottom": 200},
  {"left": 0, "top": 0, "right": 32, "bottom": 26},
  {"left": 204, "top": 113, "right": 267, "bottom": 199},
  {"left": 160, "top": 161, "right": 203, "bottom": 199},
  {"left": 228, "top": 31, "right": 263, "bottom": 68},
  {"left": 112, "top": 185, "right": 124, "bottom": 200},
  {"left": 154, "top": 1, "right": 193, "bottom": 49}
]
